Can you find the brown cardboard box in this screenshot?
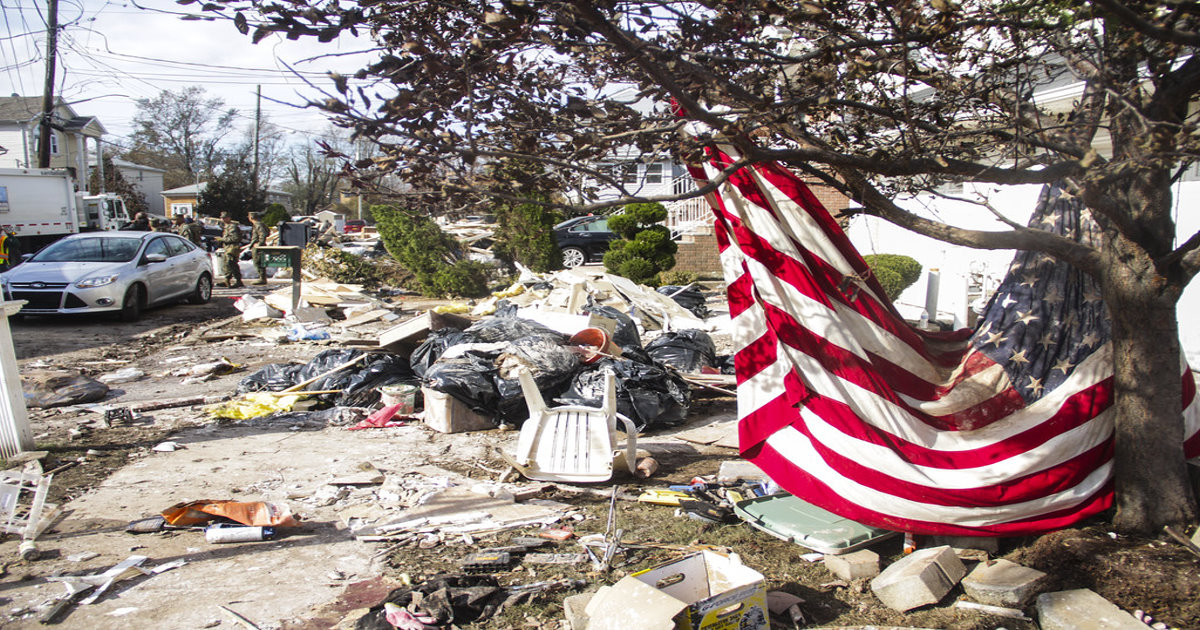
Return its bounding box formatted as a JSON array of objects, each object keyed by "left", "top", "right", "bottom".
[{"left": 421, "top": 387, "right": 495, "bottom": 433}]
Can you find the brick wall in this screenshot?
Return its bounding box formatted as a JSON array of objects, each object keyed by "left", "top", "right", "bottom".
[{"left": 669, "top": 180, "right": 850, "bottom": 276}]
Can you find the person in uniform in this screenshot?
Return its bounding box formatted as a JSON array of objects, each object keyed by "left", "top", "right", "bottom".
[
  {"left": 248, "top": 212, "right": 270, "bottom": 285},
  {"left": 129, "top": 212, "right": 151, "bottom": 231},
  {"left": 219, "top": 212, "right": 244, "bottom": 288},
  {"left": 0, "top": 227, "right": 21, "bottom": 273},
  {"left": 173, "top": 215, "right": 203, "bottom": 246}
]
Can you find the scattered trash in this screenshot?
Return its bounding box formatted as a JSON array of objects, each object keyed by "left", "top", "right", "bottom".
[
  {"left": 733, "top": 492, "right": 898, "bottom": 555},
  {"left": 152, "top": 441, "right": 181, "bottom": 452},
  {"left": 22, "top": 373, "right": 109, "bottom": 408},
  {"left": 67, "top": 551, "right": 100, "bottom": 563},
  {"left": 346, "top": 404, "right": 408, "bottom": 430},
  {"left": 205, "top": 523, "right": 276, "bottom": 543},
  {"left": 584, "top": 551, "right": 768, "bottom": 630},
  {"left": 98, "top": 367, "right": 146, "bottom": 384},
  {"left": 160, "top": 499, "right": 301, "bottom": 528}
]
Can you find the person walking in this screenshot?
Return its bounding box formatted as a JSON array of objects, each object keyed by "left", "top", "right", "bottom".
[
  {"left": 249, "top": 212, "right": 270, "bottom": 285},
  {"left": 174, "top": 215, "right": 203, "bottom": 246},
  {"left": 219, "top": 212, "right": 244, "bottom": 288},
  {"left": 129, "top": 212, "right": 151, "bottom": 231}
]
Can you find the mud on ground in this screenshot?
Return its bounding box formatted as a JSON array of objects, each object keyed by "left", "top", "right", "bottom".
[{"left": 2, "top": 294, "right": 1199, "bottom": 629}]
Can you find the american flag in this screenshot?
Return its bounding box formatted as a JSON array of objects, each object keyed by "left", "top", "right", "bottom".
[{"left": 690, "top": 147, "right": 1200, "bottom": 535}]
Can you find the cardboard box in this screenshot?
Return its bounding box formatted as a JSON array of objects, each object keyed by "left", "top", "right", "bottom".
[
  {"left": 585, "top": 551, "right": 768, "bottom": 630},
  {"left": 421, "top": 387, "right": 495, "bottom": 433}
]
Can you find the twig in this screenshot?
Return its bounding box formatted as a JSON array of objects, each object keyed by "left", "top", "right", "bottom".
[
  {"left": 43, "top": 461, "right": 78, "bottom": 476},
  {"left": 1163, "top": 525, "right": 1200, "bottom": 560},
  {"left": 218, "top": 605, "right": 262, "bottom": 630}
]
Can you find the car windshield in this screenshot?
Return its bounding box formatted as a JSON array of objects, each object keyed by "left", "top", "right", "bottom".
[{"left": 32, "top": 237, "right": 142, "bottom": 263}]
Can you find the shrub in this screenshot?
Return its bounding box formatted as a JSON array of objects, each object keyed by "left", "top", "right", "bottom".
[
  {"left": 373, "top": 204, "right": 491, "bottom": 297},
  {"left": 864, "top": 253, "right": 922, "bottom": 301},
  {"left": 659, "top": 269, "right": 700, "bottom": 286},
  {"left": 603, "top": 202, "right": 677, "bottom": 284},
  {"left": 492, "top": 197, "right": 563, "bottom": 272},
  {"left": 262, "top": 203, "right": 291, "bottom": 227}
]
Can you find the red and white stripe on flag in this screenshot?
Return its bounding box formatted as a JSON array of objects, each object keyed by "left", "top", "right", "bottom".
[{"left": 690, "top": 147, "right": 1200, "bottom": 535}]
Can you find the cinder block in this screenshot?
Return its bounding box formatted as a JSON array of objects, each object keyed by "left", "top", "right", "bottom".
[
  {"left": 824, "top": 549, "right": 880, "bottom": 581},
  {"left": 870, "top": 545, "right": 966, "bottom": 611},
  {"left": 928, "top": 535, "right": 1000, "bottom": 554},
  {"left": 962, "top": 559, "right": 1046, "bottom": 607},
  {"left": 1036, "top": 589, "right": 1151, "bottom": 630}
]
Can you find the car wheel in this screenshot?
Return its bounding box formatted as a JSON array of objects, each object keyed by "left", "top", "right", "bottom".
[
  {"left": 189, "top": 273, "right": 213, "bottom": 304},
  {"left": 561, "top": 247, "right": 586, "bottom": 268},
  {"left": 119, "top": 284, "right": 144, "bottom": 322}
]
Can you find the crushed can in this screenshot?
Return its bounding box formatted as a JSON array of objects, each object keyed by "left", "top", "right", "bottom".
[{"left": 205, "top": 524, "right": 276, "bottom": 543}]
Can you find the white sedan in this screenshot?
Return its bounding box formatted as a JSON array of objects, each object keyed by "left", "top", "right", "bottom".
[{"left": 1, "top": 231, "right": 214, "bottom": 321}]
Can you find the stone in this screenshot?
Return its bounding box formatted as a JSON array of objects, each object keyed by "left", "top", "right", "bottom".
[
  {"left": 563, "top": 592, "right": 593, "bottom": 630},
  {"left": 928, "top": 535, "right": 1000, "bottom": 555},
  {"left": 870, "top": 545, "right": 966, "bottom": 611},
  {"left": 961, "top": 559, "right": 1046, "bottom": 607},
  {"left": 1036, "top": 589, "right": 1151, "bottom": 630},
  {"left": 824, "top": 549, "right": 880, "bottom": 581}
]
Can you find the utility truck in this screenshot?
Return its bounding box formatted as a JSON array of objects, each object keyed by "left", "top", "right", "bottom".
[{"left": 0, "top": 167, "right": 133, "bottom": 251}]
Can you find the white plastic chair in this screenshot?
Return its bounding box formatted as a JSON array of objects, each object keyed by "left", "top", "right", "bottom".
[{"left": 510, "top": 368, "right": 637, "bottom": 483}]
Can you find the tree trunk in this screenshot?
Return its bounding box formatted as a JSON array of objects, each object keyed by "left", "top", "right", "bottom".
[{"left": 1105, "top": 244, "right": 1198, "bottom": 534}]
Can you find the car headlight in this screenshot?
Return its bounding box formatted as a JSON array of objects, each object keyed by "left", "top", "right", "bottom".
[{"left": 75, "top": 274, "right": 119, "bottom": 288}]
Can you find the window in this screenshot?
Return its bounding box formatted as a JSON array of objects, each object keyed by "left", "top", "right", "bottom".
[
  {"left": 165, "top": 236, "right": 194, "bottom": 256},
  {"left": 32, "top": 132, "right": 60, "bottom": 156},
  {"left": 143, "top": 238, "right": 170, "bottom": 259},
  {"left": 622, "top": 163, "right": 638, "bottom": 184},
  {"left": 644, "top": 163, "right": 663, "bottom": 184}
]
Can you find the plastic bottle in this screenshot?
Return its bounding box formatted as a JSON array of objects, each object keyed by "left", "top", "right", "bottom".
[
  {"left": 919, "top": 310, "right": 930, "bottom": 331},
  {"left": 205, "top": 524, "right": 276, "bottom": 543}
]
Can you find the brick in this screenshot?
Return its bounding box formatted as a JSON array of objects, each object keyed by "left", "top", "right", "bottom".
[
  {"left": 824, "top": 549, "right": 880, "bottom": 581},
  {"left": 928, "top": 535, "right": 1000, "bottom": 555},
  {"left": 870, "top": 545, "right": 966, "bottom": 611},
  {"left": 1036, "top": 589, "right": 1151, "bottom": 630},
  {"left": 961, "top": 559, "right": 1046, "bottom": 607}
]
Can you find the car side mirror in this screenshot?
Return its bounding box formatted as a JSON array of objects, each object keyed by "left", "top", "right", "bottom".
[
  {"left": 144, "top": 253, "right": 168, "bottom": 264},
  {"left": 20, "top": 253, "right": 32, "bottom": 262}
]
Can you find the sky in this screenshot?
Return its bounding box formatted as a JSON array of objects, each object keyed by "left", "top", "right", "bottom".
[{"left": 0, "top": 0, "right": 370, "bottom": 149}]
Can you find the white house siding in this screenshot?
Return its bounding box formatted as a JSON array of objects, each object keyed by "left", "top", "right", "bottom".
[
  {"left": 0, "top": 127, "right": 31, "bottom": 168},
  {"left": 115, "top": 163, "right": 166, "bottom": 216},
  {"left": 844, "top": 180, "right": 1200, "bottom": 367}
]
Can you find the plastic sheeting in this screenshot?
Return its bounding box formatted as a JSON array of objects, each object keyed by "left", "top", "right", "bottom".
[
  {"left": 645, "top": 329, "right": 718, "bottom": 373},
  {"left": 557, "top": 358, "right": 691, "bottom": 430}
]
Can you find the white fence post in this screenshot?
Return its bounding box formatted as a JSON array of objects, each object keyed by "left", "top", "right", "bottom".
[{"left": 0, "top": 301, "right": 33, "bottom": 458}]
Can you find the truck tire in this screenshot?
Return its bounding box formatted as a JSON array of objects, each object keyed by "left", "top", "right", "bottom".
[
  {"left": 119, "top": 284, "right": 144, "bottom": 322},
  {"left": 189, "top": 273, "right": 213, "bottom": 304}
]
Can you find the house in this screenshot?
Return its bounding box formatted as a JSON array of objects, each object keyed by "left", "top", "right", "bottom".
[
  {"left": 0, "top": 95, "right": 105, "bottom": 189},
  {"left": 113, "top": 158, "right": 166, "bottom": 216},
  {"left": 162, "top": 182, "right": 293, "bottom": 218}
]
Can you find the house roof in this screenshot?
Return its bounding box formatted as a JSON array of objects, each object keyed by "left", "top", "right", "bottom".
[
  {"left": 162, "top": 182, "right": 294, "bottom": 197},
  {"left": 112, "top": 158, "right": 167, "bottom": 174},
  {"left": 0, "top": 96, "right": 106, "bottom": 134}
]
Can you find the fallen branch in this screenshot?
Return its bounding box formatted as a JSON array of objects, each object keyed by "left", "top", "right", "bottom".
[
  {"left": 1163, "top": 525, "right": 1200, "bottom": 560},
  {"left": 131, "top": 395, "right": 229, "bottom": 413},
  {"left": 281, "top": 354, "right": 370, "bottom": 393},
  {"left": 218, "top": 605, "right": 261, "bottom": 630}
]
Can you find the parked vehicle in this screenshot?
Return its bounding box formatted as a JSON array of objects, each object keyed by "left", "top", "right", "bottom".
[
  {"left": 553, "top": 215, "right": 620, "bottom": 268},
  {"left": 0, "top": 167, "right": 132, "bottom": 251},
  {"left": 0, "top": 231, "right": 213, "bottom": 321},
  {"left": 344, "top": 219, "right": 367, "bottom": 233}
]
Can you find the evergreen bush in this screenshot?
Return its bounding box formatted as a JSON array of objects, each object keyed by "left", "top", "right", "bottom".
[
  {"left": 863, "top": 253, "right": 922, "bottom": 301},
  {"left": 373, "top": 205, "right": 491, "bottom": 297},
  {"left": 603, "top": 202, "right": 677, "bottom": 285}
]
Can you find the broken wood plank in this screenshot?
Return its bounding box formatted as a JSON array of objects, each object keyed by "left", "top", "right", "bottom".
[
  {"left": 339, "top": 308, "right": 391, "bottom": 329},
  {"left": 131, "top": 395, "right": 228, "bottom": 413}
]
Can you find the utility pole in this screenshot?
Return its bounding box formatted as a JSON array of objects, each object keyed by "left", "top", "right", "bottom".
[
  {"left": 253, "top": 85, "right": 261, "bottom": 193},
  {"left": 37, "top": 0, "right": 59, "bottom": 169}
]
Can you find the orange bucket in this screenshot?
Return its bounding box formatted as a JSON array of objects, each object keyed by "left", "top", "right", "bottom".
[{"left": 568, "top": 327, "right": 612, "bottom": 364}]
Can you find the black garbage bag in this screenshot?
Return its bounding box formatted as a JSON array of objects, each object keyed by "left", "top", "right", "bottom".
[
  {"left": 494, "top": 336, "right": 582, "bottom": 422},
  {"left": 355, "top": 574, "right": 507, "bottom": 630},
  {"left": 716, "top": 354, "right": 737, "bottom": 375},
  {"left": 657, "top": 285, "right": 710, "bottom": 318},
  {"left": 424, "top": 346, "right": 502, "bottom": 416},
  {"left": 557, "top": 358, "right": 691, "bottom": 430},
  {"left": 492, "top": 299, "right": 519, "bottom": 318},
  {"left": 410, "top": 328, "right": 470, "bottom": 378},
  {"left": 645, "top": 329, "right": 718, "bottom": 373},
  {"left": 336, "top": 354, "right": 416, "bottom": 407},
  {"left": 463, "top": 316, "right": 565, "bottom": 344},
  {"left": 293, "top": 348, "right": 367, "bottom": 393},
  {"left": 582, "top": 303, "right": 642, "bottom": 351},
  {"left": 237, "top": 362, "right": 305, "bottom": 393}
]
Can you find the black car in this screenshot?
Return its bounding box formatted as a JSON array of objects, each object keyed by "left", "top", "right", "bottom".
[{"left": 554, "top": 215, "right": 620, "bottom": 268}]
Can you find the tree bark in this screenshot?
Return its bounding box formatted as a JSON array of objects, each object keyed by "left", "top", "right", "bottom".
[{"left": 1105, "top": 239, "right": 1198, "bottom": 533}]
